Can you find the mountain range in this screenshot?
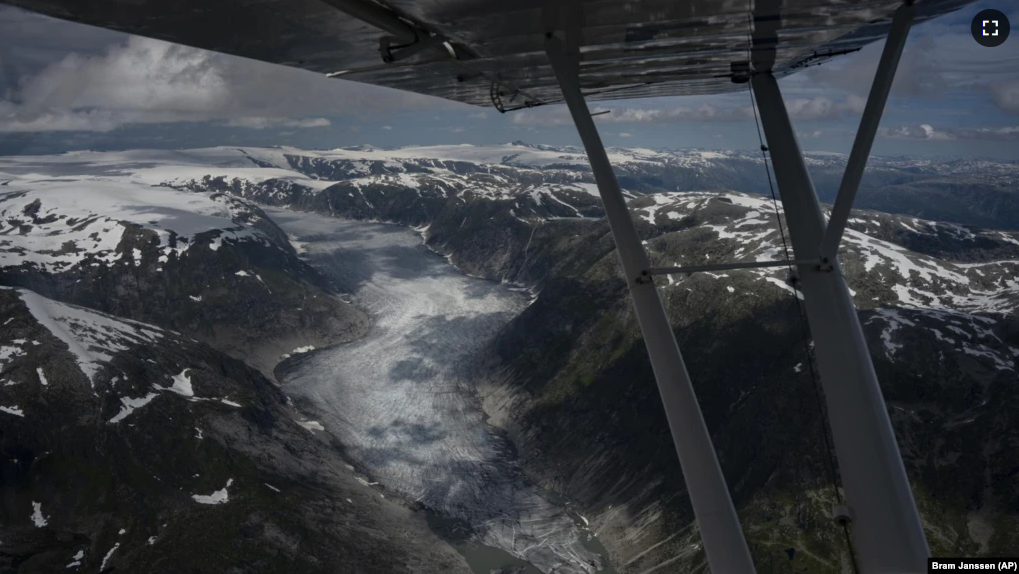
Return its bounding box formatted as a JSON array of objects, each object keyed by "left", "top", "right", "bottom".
[{"left": 1, "top": 142, "right": 1017, "bottom": 573}]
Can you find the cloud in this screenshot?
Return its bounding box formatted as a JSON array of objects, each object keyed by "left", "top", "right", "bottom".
[
  {"left": 880, "top": 124, "right": 957, "bottom": 141},
  {"left": 0, "top": 102, "right": 120, "bottom": 131},
  {"left": 382, "top": 125, "right": 393, "bottom": 130},
  {"left": 784, "top": 96, "right": 864, "bottom": 120},
  {"left": 806, "top": 37, "right": 950, "bottom": 98},
  {"left": 879, "top": 124, "right": 1019, "bottom": 141},
  {"left": 0, "top": 14, "right": 456, "bottom": 133},
  {"left": 960, "top": 126, "right": 1019, "bottom": 141},
  {"left": 15, "top": 37, "right": 226, "bottom": 116},
  {"left": 619, "top": 132, "right": 633, "bottom": 138},
  {"left": 798, "top": 130, "right": 825, "bottom": 139},
  {"left": 510, "top": 96, "right": 863, "bottom": 126},
  {"left": 510, "top": 104, "right": 725, "bottom": 125},
  {"left": 990, "top": 80, "right": 1019, "bottom": 114},
  {"left": 798, "top": 18, "right": 1019, "bottom": 118},
  {"left": 224, "top": 117, "right": 331, "bottom": 129},
  {"left": 598, "top": 104, "right": 756, "bottom": 123}
]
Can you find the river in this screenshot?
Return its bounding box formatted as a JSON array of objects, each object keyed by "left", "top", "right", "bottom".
[{"left": 268, "top": 209, "right": 613, "bottom": 574}]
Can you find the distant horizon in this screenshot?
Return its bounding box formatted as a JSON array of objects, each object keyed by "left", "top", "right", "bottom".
[{"left": 2, "top": 139, "right": 1017, "bottom": 163}]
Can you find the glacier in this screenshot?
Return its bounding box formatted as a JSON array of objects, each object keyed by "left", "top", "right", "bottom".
[{"left": 271, "top": 209, "right": 604, "bottom": 574}]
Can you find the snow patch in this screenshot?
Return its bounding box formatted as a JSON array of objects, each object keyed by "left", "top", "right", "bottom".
[
  {"left": 192, "top": 478, "right": 234, "bottom": 505},
  {"left": 167, "top": 369, "right": 194, "bottom": 397},
  {"left": 108, "top": 393, "right": 158, "bottom": 423},
  {"left": 100, "top": 543, "right": 119, "bottom": 571},
  {"left": 0, "top": 175, "right": 273, "bottom": 274},
  {"left": 31, "top": 502, "right": 47, "bottom": 527},
  {"left": 0, "top": 344, "right": 24, "bottom": 365},
  {"left": 297, "top": 420, "right": 325, "bottom": 432},
  {"left": 66, "top": 549, "right": 84, "bottom": 568},
  {"left": 280, "top": 345, "right": 316, "bottom": 360},
  {"left": 763, "top": 277, "right": 804, "bottom": 300},
  {"left": 867, "top": 309, "right": 916, "bottom": 358},
  {"left": 11, "top": 288, "right": 163, "bottom": 386},
  {"left": 1, "top": 405, "right": 24, "bottom": 417}
]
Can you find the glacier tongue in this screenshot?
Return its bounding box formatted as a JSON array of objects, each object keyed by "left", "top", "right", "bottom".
[{"left": 271, "top": 209, "right": 603, "bottom": 574}]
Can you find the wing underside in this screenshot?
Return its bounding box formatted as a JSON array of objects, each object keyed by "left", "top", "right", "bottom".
[{"left": 0, "top": 0, "right": 973, "bottom": 109}]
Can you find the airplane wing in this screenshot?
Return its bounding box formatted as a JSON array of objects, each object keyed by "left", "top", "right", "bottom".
[{"left": 0, "top": 0, "right": 975, "bottom": 110}]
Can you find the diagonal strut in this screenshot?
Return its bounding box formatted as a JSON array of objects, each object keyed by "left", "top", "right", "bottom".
[
  {"left": 819, "top": 1, "right": 916, "bottom": 262},
  {"left": 545, "top": 32, "right": 757, "bottom": 574},
  {"left": 752, "top": 43, "right": 929, "bottom": 574}
]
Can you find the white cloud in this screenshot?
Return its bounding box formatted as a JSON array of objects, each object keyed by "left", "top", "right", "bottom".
[
  {"left": 798, "top": 130, "right": 825, "bottom": 139},
  {"left": 991, "top": 80, "right": 1019, "bottom": 114},
  {"left": 599, "top": 104, "right": 755, "bottom": 123},
  {"left": 619, "top": 132, "right": 633, "bottom": 138},
  {"left": 806, "top": 37, "right": 950, "bottom": 98},
  {"left": 382, "top": 125, "right": 393, "bottom": 130},
  {"left": 953, "top": 126, "right": 1019, "bottom": 141},
  {"left": 798, "top": 23, "right": 1019, "bottom": 119},
  {"left": 784, "top": 96, "right": 864, "bottom": 121},
  {"left": 879, "top": 124, "right": 1019, "bottom": 141},
  {"left": 0, "top": 102, "right": 119, "bottom": 131},
  {"left": 881, "top": 124, "right": 954, "bottom": 140},
  {"left": 0, "top": 29, "right": 455, "bottom": 132},
  {"left": 510, "top": 95, "right": 863, "bottom": 126},
  {"left": 509, "top": 107, "right": 571, "bottom": 126},
  {"left": 224, "top": 117, "right": 331, "bottom": 129},
  {"left": 16, "top": 37, "right": 227, "bottom": 115}
]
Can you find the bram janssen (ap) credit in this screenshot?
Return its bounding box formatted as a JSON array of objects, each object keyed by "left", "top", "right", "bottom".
[{"left": 928, "top": 559, "right": 1019, "bottom": 572}]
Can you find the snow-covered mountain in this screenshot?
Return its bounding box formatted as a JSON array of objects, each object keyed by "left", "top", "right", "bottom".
[
  {"left": 0, "top": 150, "right": 472, "bottom": 573},
  {"left": 4, "top": 142, "right": 1015, "bottom": 228},
  {"left": 470, "top": 188, "right": 1019, "bottom": 571},
  {"left": 0, "top": 178, "right": 277, "bottom": 272},
  {"left": 7, "top": 143, "right": 1015, "bottom": 380},
  {"left": 0, "top": 161, "right": 367, "bottom": 378},
  {"left": 0, "top": 287, "right": 467, "bottom": 573},
  {"left": 2, "top": 144, "right": 1017, "bottom": 573}
]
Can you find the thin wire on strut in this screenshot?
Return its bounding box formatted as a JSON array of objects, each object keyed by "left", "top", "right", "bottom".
[{"left": 743, "top": 8, "right": 859, "bottom": 573}]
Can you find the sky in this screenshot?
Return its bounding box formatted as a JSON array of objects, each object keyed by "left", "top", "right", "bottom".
[{"left": 0, "top": 1, "right": 1017, "bottom": 158}]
